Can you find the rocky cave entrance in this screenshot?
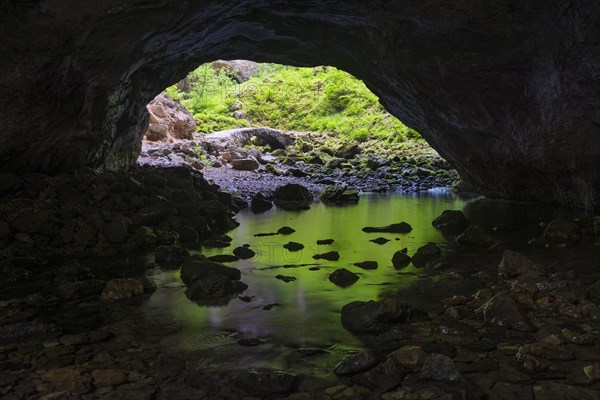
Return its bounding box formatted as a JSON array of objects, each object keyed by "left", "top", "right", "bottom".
[{"left": 138, "top": 60, "right": 459, "bottom": 200}]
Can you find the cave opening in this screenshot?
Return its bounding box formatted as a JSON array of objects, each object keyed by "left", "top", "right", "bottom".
[{"left": 139, "top": 59, "right": 459, "bottom": 198}]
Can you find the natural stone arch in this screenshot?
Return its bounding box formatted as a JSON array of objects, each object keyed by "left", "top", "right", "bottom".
[{"left": 1, "top": 1, "right": 599, "bottom": 208}]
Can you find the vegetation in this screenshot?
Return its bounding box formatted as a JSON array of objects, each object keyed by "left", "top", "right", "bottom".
[{"left": 164, "top": 63, "right": 422, "bottom": 143}]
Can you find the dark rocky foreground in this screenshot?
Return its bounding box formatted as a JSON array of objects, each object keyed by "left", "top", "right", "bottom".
[{"left": 1, "top": 166, "right": 600, "bottom": 399}]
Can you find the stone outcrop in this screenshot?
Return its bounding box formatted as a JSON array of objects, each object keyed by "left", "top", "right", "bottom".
[
  {"left": 1, "top": 1, "right": 600, "bottom": 207},
  {"left": 145, "top": 94, "right": 197, "bottom": 142}
]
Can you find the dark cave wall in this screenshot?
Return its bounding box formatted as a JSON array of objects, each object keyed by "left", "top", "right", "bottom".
[{"left": 1, "top": 0, "right": 600, "bottom": 208}]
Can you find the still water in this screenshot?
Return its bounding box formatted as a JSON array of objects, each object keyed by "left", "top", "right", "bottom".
[{"left": 142, "top": 190, "right": 466, "bottom": 376}]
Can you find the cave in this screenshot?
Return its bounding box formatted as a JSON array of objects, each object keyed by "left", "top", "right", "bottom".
[
  {"left": 2, "top": 2, "right": 600, "bottom": 399},
  {"left": 2, "top": 1, "right": 600, "bottom": 208}
]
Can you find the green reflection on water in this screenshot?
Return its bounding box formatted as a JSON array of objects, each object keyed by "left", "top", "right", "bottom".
[{"left": 146, "top": 191, "right": 464, "bottom": 356}]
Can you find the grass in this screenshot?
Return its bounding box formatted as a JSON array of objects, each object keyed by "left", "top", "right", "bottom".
[{"left": 164, "top": 63, "right": 422, "bottom": 143}]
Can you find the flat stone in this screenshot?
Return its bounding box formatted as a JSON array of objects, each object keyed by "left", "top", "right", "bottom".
[
  {"left": 419, "top": 354, "right": 461, "bottom": 381},
  {"left": 334, "top": 350, "right": 381, "bottom": 376},
  {"left": 354, "top": 261, "right": 378, "bottom": 270},
  {"left": 313, "top": 251, "right": 340, "bottom": 261},
  {"left": 362, "top": 222, "right": 412, "bottom": 233}
]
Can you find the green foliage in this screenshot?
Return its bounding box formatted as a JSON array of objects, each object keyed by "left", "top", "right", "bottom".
[{"left": 164, "top": 63, "right": 423, "bottom": 143}]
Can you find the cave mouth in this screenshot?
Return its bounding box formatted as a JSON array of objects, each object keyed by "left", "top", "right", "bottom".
[{"left": 139, "top": 60, "right": 459, "bottom": 197}]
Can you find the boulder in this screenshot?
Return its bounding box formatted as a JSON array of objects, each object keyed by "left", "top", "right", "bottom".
[
  {"left": 411, "top": 243, "right": 441, "bottom": 266},
  {"left": 233, "top": 246, "right": 256, "bottom": 259},
  {"left": 341, "top": 299, "right": 427, "bottom": 333},
  {"left": 144, "top": 94, "right": 196, "bottom": 141},
  {"left": 498, "top": 250, "right": 545, "bottom": 279},
  {"left": 334, "top": 350, "right": 381, "bottom": 376},
  {"left": 155, "top": 245, "right": 190, "bottom": 268},
  {"left": 329, "top": 268, "right": 360, "bottom": 287},
  {"left": 251, "top": 193, "right": 273, "bottom": 213},
  {"left": 543, "top": 219, "right": 582, "bottom": 244},
  {"left": 455, "top": 225, "right": 498, "bottom": 247},
  {"left": 180, "top": 256, "right": 242, "bottom": 284},
  {"left": 432, "top": 210, "right": 470, "bottom": 234},
  {"left": 318, "top": 185, "right": 359, "bottom": 203},
  {"left": 231, "top": 158, "right": 259, "bottom": 171},
  {"left": 211, "top": 59, "right": 259, "bottom": 83},
  {"left": 273, "top": 184, "right": 313, "bottom": 206},
  {"left": 476, "top": 293, "right": 536, "bottom": 332}
]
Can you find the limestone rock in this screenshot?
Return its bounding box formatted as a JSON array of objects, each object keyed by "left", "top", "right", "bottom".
[
  {"left": 498, "top": 250, "right": 545, "bottom": 279},
  {"left": 432, "top": 210, "right": 470, "bottom": 234},
  {"left": 144, "top": 94, "right": 196, "bottom": 141},
  {"left": 319, "top": 185, "right": 359, "bottom": 203},
  {"left": 411, "top": 243, "right": 441, "bottom": 266},
  {"left": 419, "top": 354, "right": 461, "bottom": 381},
  {"left": 231, "top": 158, "right": 259, "bottom": 171}
]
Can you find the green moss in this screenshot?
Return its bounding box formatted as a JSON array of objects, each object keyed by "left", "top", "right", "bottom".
[{"left": 165, "top": 63, "right": 423, "bottom": 143}]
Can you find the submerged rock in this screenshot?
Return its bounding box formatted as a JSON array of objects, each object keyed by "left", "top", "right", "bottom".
[
  {"left": 334, "top": 350, "right": 381, "bottom": 376},
  {"left": 362, "top": 222, "right": 412, "bottom": 233},
  {"left": 185, "top": 274, "right": 248, "bottom": 302},
  {"left": 370, "top": 237, "right": 390, "bottom": 245},
  {"left": 341, "top": 299, "right": 427, "bottom": 333},
  {"left": 319, "top": 185, "right": 359, "bottom": 203},
  {"left": 283, "top": 242, "right": 304, "bottom": 252},
  {"left": 180, "top": 255, "right": 241, "bottom": 284},
  {"left": 313, "top": 251, "right": 340, "bottom": 261},
  {"left": 354, "top": 261, "right": 378, "bottom": 270},
  {"left": 201, "top": 239, "right": 231, "bottom": 248},
  {"left": 432, "top": 210, "right": 470, "bottom": 234},
  {"left": 275, "top": 274, "right": 296, "bottom": 283},
  {"left": 317, "top": 239, "right": 335, "bottom": 245},
  {"left": 207, "top": 254, "right": 239, "bottom": 263},
  {"left": 329, "top": 268, "right": 360, "bottom": 287},
  {"left": 391, "top": 251, "right": 411, "bottom": 269}
]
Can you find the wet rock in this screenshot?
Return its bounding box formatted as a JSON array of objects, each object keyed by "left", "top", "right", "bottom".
[
  {"left": 476, "top": 293, "right": 536, "bottom": 332},
  {"left": 354, "top": 261, "right": 378, "bottom": 270},
  {"left": 317, "top": 239, "right": 334, "bottom": 245},
  {"left": 231, "top": 158, "right": 259, "bottom": 170},
  {"left": 341, "top": 299, "right": 427, "bottom": 333},
  {"left": 185, "top": 274, "right": 248, "bottom": 302},
  {"left": 91, "top": 368, "right": 128, "bottom": 387},
  {"left": 100, "top": 279, "right": 145, "bottom": 302},
  {"left": 230, "top": 370, "right": 297, "bottom": 397},
  {"left": 207, "top": 254, "right": 239, "bottom": 263},
  {"left": 318, "top": 185, "right": 359, "bottom": 203},
  {"left": 351, "top": 358, "right": 408, "bottom": 392},
  {"left": 0, "top": 321, "right": 61, "bottom": 342},
  {"left": 180, "top": 256, "right": 242, "bottom": 284},
  {"left": 334, "top": 350, "right": 381, "bottom": 376},
  {"left": 498, "top": 250, "right": 545, "bottom": 279},
  {"left": 277, "top": 226, "right": 296, "bottom": 235},
  {"left": 251, "top": 193, "right": 273, "bottom": 213},
  {"left": 237, "top": 338, "right": 264, "bottom": 347},
  {"left": 516, "top": 342, "right": 574, "bottom": 361},
  {"left": 201, "top": 239, "right": 231, "bottom": 248},
  {"left": 155, "top": 230, "right": 180, "bottom": 246},
  {"left": 102, "top": 218, "right": 130, "bottom": 244},
  {"left": 329, "top": 268, "right": 360, "bottom": 287},
  {"left": 284, "top": 241, "right": 304, "bottom": 251},
  {"left": 432, "top": 210, "right": 470, "bottom": 234},
  {"left": 419, "top": 354, "right": 461, "bottom": 381},
  {"left": 55, "top": 280, "right": 107, "bottom": 300},
  {"left": 313, "top": 251, "right": 340, "bottom": 261},
  {"left": 273, "top": 183, "right": 313, "bottom": 204},
  {"left": 543, "top": 219, "right": 582, "bottom": 244},
  {"left": 388, "top": 345, "right": 427, "bottom": 369},
  {"left": 455, "top": 224, "right": 498, "bottom": 247},
  {"left": 370, "top": 237, "right": 390, "bottom": 245},
  {"left": 411, "top": 242, "right": 441, "bottom": 266},
  {"left": 391, "top": 251, "right": 411, "bottom": 269},
  {"left": 41, "top": 366, "right": 93, "bottom": 394},
  {"left": 362, "top": 222, "right": 412, "bottom": 233},
  {"left": 233, "top": 246, "right": 256, "bottom": 259},
  {"left": 276, "top": 274, "right": 297, "bottom": 283},
  {"left": 154, "top": 245, "right": 189, "bottom": 267}
]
